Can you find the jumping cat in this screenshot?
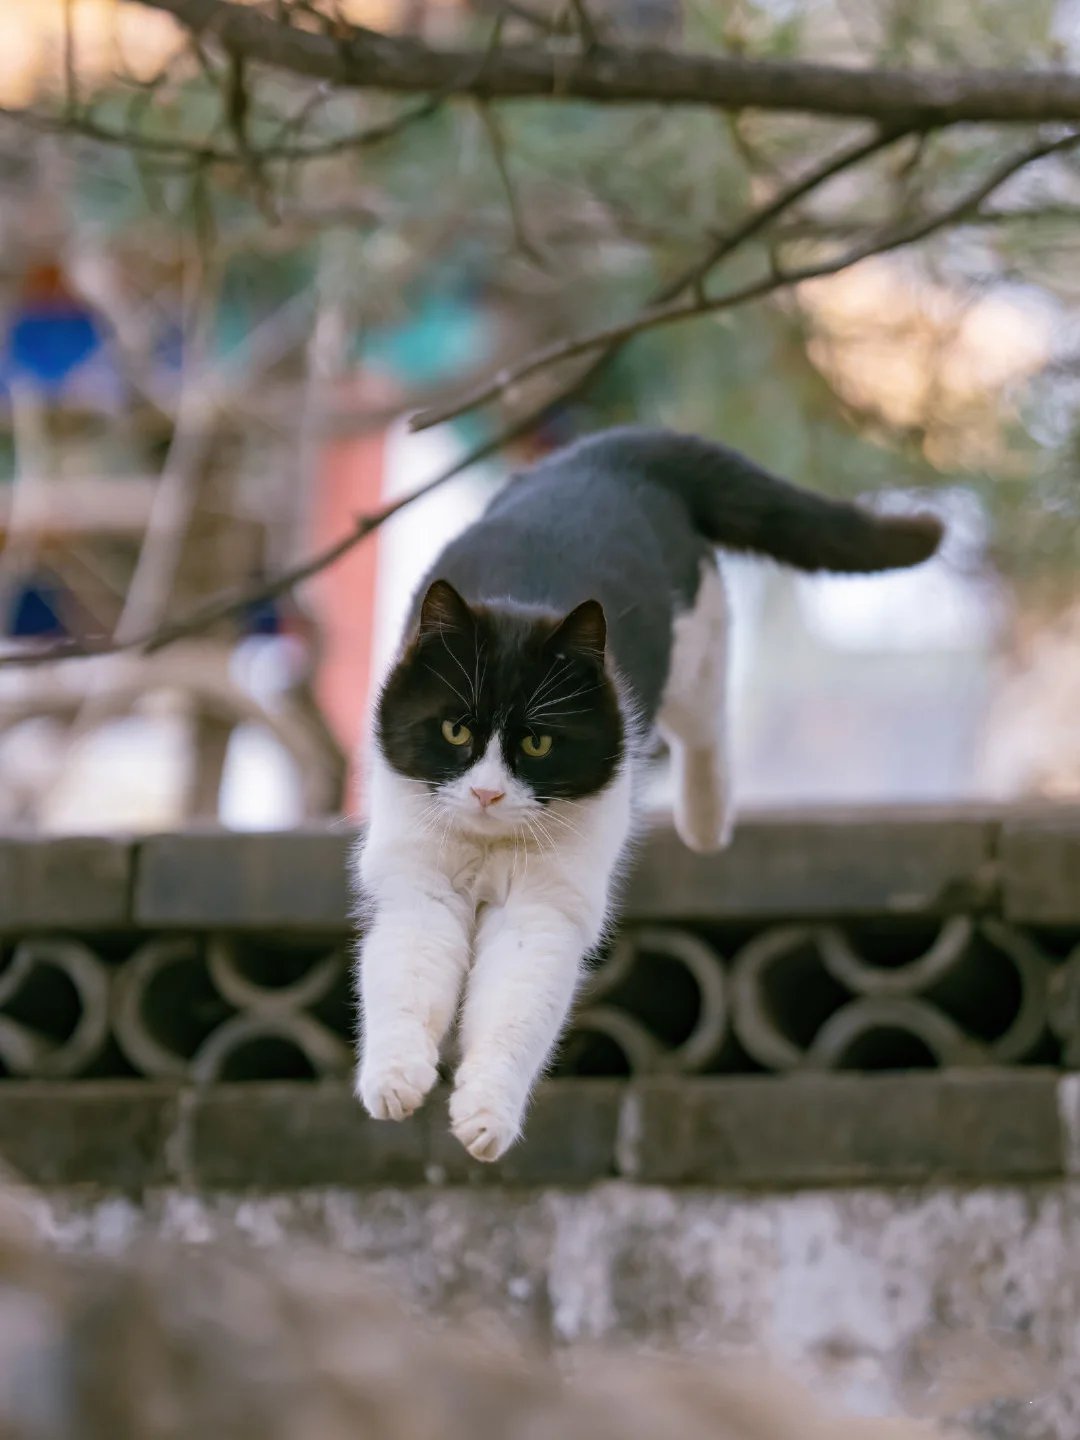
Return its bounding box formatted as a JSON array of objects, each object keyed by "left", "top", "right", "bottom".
[{"left": 354, "top": 427, "right": 943, "bottom": 1160}]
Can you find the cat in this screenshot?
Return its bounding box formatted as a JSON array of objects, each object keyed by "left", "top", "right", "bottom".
[{"left": 354, "top": 427, "right": 943, "bottom": 1160}]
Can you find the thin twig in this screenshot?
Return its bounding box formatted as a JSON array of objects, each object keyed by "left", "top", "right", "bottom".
[
  {"left": 0, "top": 98, "right": 442, "bottom": 167},
  {"left": 654, "top": 125, "right": 907, "bottom": 306},
  {"left": 0, "top": 346, "right": 612, "bottom": 671},
  {"left": 476, "top": 100, "right": 547, "bottom": 267},
  {"left": 775, "top": 200, "right": 1080, "bottom": 242},
  {"left": 111, "top": 261, "right": 220, "bottom": 645},
  {"left": 225, "top": 49, "right": 277, "bottom": 220},
  {"left": 565, "top": 0, "right": 600, "bottom": 50},
  {"left": 410, "top": 129, "right": 1080, "bottom": 431},
  {"left": 411, "top": 123, "right": 907, "bottom": 430},
  {"left": 62, "top": 0, "right": 78, "bottom": 117}
]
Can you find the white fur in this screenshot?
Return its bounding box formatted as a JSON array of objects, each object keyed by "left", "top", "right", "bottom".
[
  {"left": 356, "top": 738, "right": 633, "bottom": 1160},
  {"left": 355, "top": 561, "right": 734, "bottom": 1160},
  {"left": 656, "top": 560, "right": 734, "bottom": 853}
]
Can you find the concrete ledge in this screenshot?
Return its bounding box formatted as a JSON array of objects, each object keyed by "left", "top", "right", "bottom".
[
  {"left": 1, "top": 835, "right": 133, "bottom": 930},
  {"left": 125, "top": 810, "right": 1009, "bottom": 930},
  {"left": 1001, "top": 815, "right": 1080, "bottom": 924},
  {"left": 6, "top": 807, "right": 1080, "bottom": 933},
  {"left": 0, "top": 1074, "right": 1066, "bottom": 1191},
  {"left": 133, "top": 829, "right": 354, "bottom": 932},
  {"left": 625, "top": 811, "right": 1000, "bottom": 921}
]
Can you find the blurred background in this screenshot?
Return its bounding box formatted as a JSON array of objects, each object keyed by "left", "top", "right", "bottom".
[{"left": 1, "top": 0, "right": 1079, "bottom": 832}]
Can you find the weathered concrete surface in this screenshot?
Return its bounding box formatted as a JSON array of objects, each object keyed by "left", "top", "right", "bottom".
[{"left": 26, "top": 1181, "right": 1077, "bottom": 1438}]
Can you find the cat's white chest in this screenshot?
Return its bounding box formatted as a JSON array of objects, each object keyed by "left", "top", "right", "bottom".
[{"left": 447, "top": 842, "right": 517, "bottom": 914}]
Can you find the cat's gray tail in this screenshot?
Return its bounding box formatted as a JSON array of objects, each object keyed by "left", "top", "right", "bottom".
[{"left": 567, "top": 427, "right": 944, "bottom": 574}]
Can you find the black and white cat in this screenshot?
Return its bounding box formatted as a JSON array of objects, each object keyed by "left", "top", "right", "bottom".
[{"left": 354, "top": 427, "right": 942, "bottom": 1160}]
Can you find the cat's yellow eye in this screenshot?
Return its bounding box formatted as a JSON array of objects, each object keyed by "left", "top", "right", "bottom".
[
  {"left": 521, "top": 733, "right": 553, "bottom": 759},
  {"left": 441, "top": 719, "right": 472, "bottom": 747}
]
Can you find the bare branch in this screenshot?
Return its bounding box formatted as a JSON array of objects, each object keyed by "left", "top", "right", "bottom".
[
  {"left": 655, "top": 126, "right": 907, "bottom": 306},
  {"left": 411, "top": 123, "right": 908, "bottom": 430},
  {"left": 565, "top": 0, "right": 600, "bottom": 51},
  {"left": 0, "top": 95, "right": 442, "bottom": 167},
  {"left": 0, "top": 365, "right": 603, "bottom": 670},
  {"left": 410, "top": 130, "right": 1080, "bottom": 431},
  {"left": 133, "top": 0, "right": 1080, "bottom": 126},
  {"left": 777, "top": 200, "right": 1080, "bottom": 242},
  {"left": 62, "top": 0, "right": 79, "bottom": 117},
  {"left": 224, "top": 49, "right": 276, "bottom": 219},
  {"left": 476, "top": 101, "right": 547, "bottom": 268}
]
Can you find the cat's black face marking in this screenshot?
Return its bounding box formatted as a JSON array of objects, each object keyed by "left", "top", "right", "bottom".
[{"left": 377, "top": 580, "right": 624, "bottom": 804}]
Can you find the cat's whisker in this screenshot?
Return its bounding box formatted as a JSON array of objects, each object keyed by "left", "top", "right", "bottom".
[
  {"left": 423, "top": 662, "right": 471, "bottom": 712},
  {"left": 527, "top": 682, "right": 602, "bottom": 719},
  {"left": 441, "top": 632, "right": 478, "bottom": 705},
  {"left": 528, "top": 655, "right": 571, "bottom": 700},
  {"left": 525, "top": 812, "right": 556, "bottom": 861},
  {"left": 471, "top": 633, "right": 483, "bottom": 709},
  {"left": 519, "top": 812, "right": 539, "bottom": 851},
  {"left": 527, "top": 707, "right": 591, "bottom": 722},
  {"left": 526, "top": 658, "right": 574, "bottom": 711},
  {"left": 416, "top": 804, "right": 446, "bottom": 839},
  {"left": 435, "top": 810, "right": 455, "bottom": 873},
  {"left": 540, "top": 808, "right": 586, "bottom": 841}
]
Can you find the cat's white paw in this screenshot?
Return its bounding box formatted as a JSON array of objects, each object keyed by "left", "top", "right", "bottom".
[
  {"left": 674, "top": 799, "right": 734, "bottom": 854},
  {"left": 449, "top": 1082, "right": 523, "bottom": 1162},
  {"left": 673, "top": 768, "right": 733, "bottom": 853},
  {"left": 357, "top": 1053, "right": 437, "bottom": 1121}
]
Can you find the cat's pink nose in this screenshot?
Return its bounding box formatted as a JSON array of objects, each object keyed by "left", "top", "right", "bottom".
[{"left": 471, "top": 787, "right": 505, "bottom": 810}]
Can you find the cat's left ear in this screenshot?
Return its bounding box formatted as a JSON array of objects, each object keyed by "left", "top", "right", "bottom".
[{"left": 549, "top": 599, "right": 606, "bottom": 660}]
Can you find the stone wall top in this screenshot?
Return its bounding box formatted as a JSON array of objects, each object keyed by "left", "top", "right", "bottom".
[{"left": 6, "top": 805, "right": 1080, "bottom": 932}]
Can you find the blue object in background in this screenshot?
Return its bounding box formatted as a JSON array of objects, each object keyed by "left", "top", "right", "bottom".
[
  {"left": 243, "top": 594, "right": 283, "bottom": 637},
  {"left": 0, "top": 263, "right": 124, "bottom": 410},
  {"left": 8, "top": 307, "right": 102, "bottom": 392},
  {"left": 5, "top": 263, "right": 104, "bottom": 394},
  {"left": 7, "top": 578, "right": 68, "bottom": 639}
]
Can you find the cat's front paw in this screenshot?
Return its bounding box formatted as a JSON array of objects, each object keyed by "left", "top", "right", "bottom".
[
  {"left": 357, "top": 1053, "right": 438, "bottom": 1122},
  {"left": 449, "top": 1080, "right": 523, "bottom": 1162}
]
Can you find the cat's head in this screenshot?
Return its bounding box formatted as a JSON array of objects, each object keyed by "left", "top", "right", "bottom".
[{"left": 376, "top": 580, "right": 624, "bottom": 838}]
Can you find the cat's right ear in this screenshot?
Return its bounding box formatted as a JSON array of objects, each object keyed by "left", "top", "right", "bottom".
[{"left": 417, "top": 579, "right": 473, "bottom": 639}]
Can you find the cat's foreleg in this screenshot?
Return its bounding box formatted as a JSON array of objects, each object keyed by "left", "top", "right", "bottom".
[
  {"left": 449, "top": 892, "right": 590, "bottom": 1161},
  {"left": 449, "top": 840, "right": 624, "bottom": 1163},
  {"left": 355, "top": 856, "right": 472, "bottom": 1122}
]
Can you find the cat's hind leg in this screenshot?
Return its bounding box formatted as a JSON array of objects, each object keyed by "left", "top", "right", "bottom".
[{"left": 656, "top": 560, "right": 734, "bottom": 854}]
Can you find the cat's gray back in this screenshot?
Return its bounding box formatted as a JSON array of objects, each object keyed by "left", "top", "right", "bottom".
[{"left": 420, "top": 433, "right": 712, "bottom": 721}]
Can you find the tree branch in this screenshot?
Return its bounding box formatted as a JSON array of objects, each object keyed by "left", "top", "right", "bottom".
[
  {"left": 0, "top": 95, "right": 442, "bottom": 167},
  {"left": 476, "top": 100, "right": 547, "bottom": 267},
  {"left": 2, "top": 130, "right": 912, "bottom": 670},
  {"left": 0, "top": 361, "right": 608, "bottom": 670},
  {"left": 410, "top": 130, "right": 1080, "bottom": 431},
  {"left": 133, "top": 0, "right": 1080, "bottom": 125},
  {"left": 410, "top": 124, "right": 907, "bottom": 431}
]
